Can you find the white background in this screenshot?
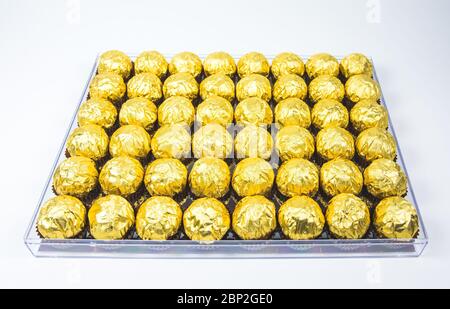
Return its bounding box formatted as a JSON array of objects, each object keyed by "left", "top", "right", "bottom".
[{"left": 1, "top": 0, "right": 449, "bottom": 288}]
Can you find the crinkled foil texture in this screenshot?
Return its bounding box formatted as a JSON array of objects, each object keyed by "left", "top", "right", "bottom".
[
  {"left": 237, "top": 52, "right": 270, "bottom": 77},
  {"left": 271, "top": 52, "right": 305, "bottom": 79},
  {"left": 316, "top": 127, "right": 355, "bottom": 161},
  {"left": 340, "top": 53, "right": 373, "bottom": 79},
  {"left": 308, "top": 75, "right": 345, "bottom": 103},
  {"left": 163, "top": 72, "right": 199, "bottom": 100},
  {"left": 99, "top": 156, "right": 144, "bottom": 195},
  {"left": 144, "top": 158, "right": 187, "bottom": 196},
  {"left": 66, "top": 124, "right": 109, "bottom": 161},
  {"left": 305, "top": 53, "right": 339, "bottom": 79},
  {"left": 119, "top": 98, "right": 157, "bottom": 130},
  {"left": 345, "top": 74, "right": 381, "bottom": 103},
  {"left": 320, "top": 159, "right": 363, "bottom": 197},
  {"left": 98, "top": 50, "right": 133, "bottom": 80},
  {"left": 276, "top": 158, "right": 319, "bottom": 197},
  {"left": 235, "top": 125, "right": 273, "bottom": 160},
  {"left": 274, "top": 98, "right": 310, "bottom": 128},
  {"left": 350, "top": 99, "right": 388, "bottom": 132},
  {"left": 151, "top": 125, "right": 191, "bottom": 159},
  {"left": 273, "top": 74, "right": 308, "bottom": 102},
  {"left": 189, "top": 158, "right": 230, "bottom": 198},
  {"left": 158, "top": 96, "right": 195, "bottom": 126},
  {"left": 232, "top": 158, "right": 274, "bottom": 197},
  {"left": 196, "top": 96, "right": 234, "bottom": 127},
  {"left": 356, "top": 127, "right": 396, "bottom": 162},
  {"left": 275, "top": 125, "right": 315, "bottom": 161},
  {"left": 89, "top": 73, "right": 126, "bottom": 103},
  {"left": 311, "top": 99, "right": 348, "bottom": 129},
  {"left": 235, "top": 97, "right": 273, "bottom": 126},
  {"left": 169, "top": 52, "right": 203, "bottom": 77},
  {"left": 78, "top": 98, "right": 117, "bottom": 129},
  {"left": 53, "top": 156, "right": 98, "bottom": 197},
  {"left": 192, "top": 124, "right": 233, "bottom": 159},
  {"left": 109, "top": 125, "right": 151, "bottom": 159},
  {"left": 200, "top": 73, "right": 235, "bottom": 102},
  {"left": 364, "top": 158, "right": 407, "bottom": 199},
  {"left": 127, "top": 73, "right": 163, "bottom": 102},
  {"left": 236, "top": 74, "right": 272, "bottom": 102},
  {"left": 203, "top": 52, "right": 236, "bottom": 76},
  {"left": 134, "top": 50, "right": 168, "bottom": 78}
]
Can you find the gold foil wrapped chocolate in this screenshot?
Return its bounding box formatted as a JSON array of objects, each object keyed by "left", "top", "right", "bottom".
[
  {"left": 340, "top": 53, "right": 373, "bottom": 79},
  {"left": 151, "top": 124, "right": 191, "bottom": 159},
  {"left": 89, "top": 73, "right": 126, "bottom": 103},
  {"left": 278, "top": 196, "right": 324, "bottom": 240},
  {"left": 192, "top": 123, "right": 233, "bottom": 159},
  {"left": 199, "top": 73, "right": 235, "bottom": 102},
  {"left": 158, "top": 96, "right": 195, "bottom": 126},
  {"left": 53, "top": 156, "right": 98, "bottom": 197},
  {"left": 305, "top": 53, "right": 339, "bottom": 79},
  {"left": 127, "top": 73, "right": 163, "bottom": 102},
  {"left": 350, "top": 99, "right": 388, "bottom": 132},
  {"left": 136, "top": 196, "right": 182, "bottom": 240},
  {"left": 66, "top": 124, "right": 109, "bottom": 161},
  {"left": 78, "top": 98, "right": 117, "bottom": 129},
  {"left": 99, "top": 156, "right": 144, "bottom": 195},
  {"left": 326, "top": 193, "right": 370, "bottom": 239},
  {"left": 236, "top": 74, "right": 272, "bottom": 102},
  {"left": 88, "top": 194, "right": 135, "bottom": 240},
  {"left": 109, "top": 125, "right": 151, "bottom": 159},
  {"left": 203, "top": 51, "right": 236, "bottom": 76},
  {"left": 189, "top": 157, "right": 230, "bottom": 198},
  {"left": 374, "top": 196, "right": 419, "bottom": 239},
  {"left": 320, "top": 158, "right": 363, "bottom": 196},
  {"left": 345, "top": 74, "right": 381, "bottom": 103},
  {"left": 356, "top": 127, "right": 396, "bottom": 162},
  {"left": 232, "top": 158, "right": 274, "bottom": 197},
  {"left": 168, "top": 52, "right": 203, "bottom": 77},
  {"left": 272, "top": 74, "right": 308, "bottom": 102},
  {"left": 308, "top": 75, "right": 345, "bottom": 103},
  {"left": 235, "top": 97, "right": 273, "bottom": 126},
  {"left": 316, "top": 127, "right": 355, "bottom": 160},
  {"left": 134, "top": 50, "right": 168, "bottom": 78},
  {"left": 276, "top": 158, "right": 319, "bottom": 197},
  {"left": 119, "top": 97, "right": 158, "bottom": 130},
  {"left": 144, "top": 158, "right": 187, "bottom": 196},
  {"left": 234, "top": 125, "right": 273, "bottom": 160},
  {"left": 163, "top": 72, "right": 199, "bottom": 100},
  {"left": 275, "top": 125, "right": 315, "bottom": 161},
  {"left": 232, "top": 195, "right": 276, "bottom": 240},
  {"left": 237, "top": 52, "right": 270, "bottom": 78},
  {"left": 274, "top": 98, "right": 311, "bottom": 128},
  {"left": 364, "top": 158, "right": 407, "bottom": 199},
  {"left": 37, "top": 195, "right": 86, "bottom": 239},
  {"left": 311, "top": 99, "right": 349, "bottom": 129},
  {"left": 271, "top": 52, "right": 305, "bottom": 79},
  {"left": 183, "top": 198, "right": 230, "bottom": 241},
  {"left": 196, "top": 96, "right": 234, "bottom": 127},
  {"left": 98, "top": 50, "right": 133, "bottom": 80}
]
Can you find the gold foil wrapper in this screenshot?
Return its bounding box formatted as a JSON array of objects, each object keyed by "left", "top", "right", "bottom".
[
  {"left": 276, "top": 158, "right": 319, "bottom": 197},
  {"left": 374, "top": 196, "right": 419, "bottom": 239},
  {"left": 235, "top": 97, "right": 273, "bottom": 126},
  {"left": 272, "top": 74, "right": 308, "bottom": 103},
  {"left": 98, "top": 50, "right": 133, "bottom": 80},
  {"left": 364, "top": 158, "right": 407, "bottom": 199},
  {"left": 356, "top": 127, "right": 396, "bottom": 162},
  {"left": 158, "top": 96, "right": 195, "bottom": 126},
  {"left": 144, "top": 158, "right": 187, "bottom": 196},
  {"left": 237, "top": 52, "right": 270, "bottom": 78},
  {"left": 316, "top": 127, "right": 355, "bottom": 161},
  {"left": 308, "top": 75, "right": 345, "bottom": 103},
  {"left": 203, "top": 52, "right": 236, "bottom": 76},
  {"left": 196, "top": 96, "right": 234, "bottom": 127},
  {"left": 232, "top": 195, "right": 276, "bottom": 240},
  {"left": 236, "top": 74, "right": 272, "bottom": 102},
  {"left": 78, "top": 98, "right": 117, "bottom": 129},
  {"left": 234, "top": 125, "right": 273, "bottom": 160},
  {"left": 134, "top": 50, "right": 168, "bottom": 78},
  {"left": 232, "top": 158, "right": 274, "bottom": 197},
  {"left": 311, "top": 99, "right": 349, "bottom": 129},
  {"left": 99, "top": 156, "right": 144, "bottom": 196},
  {"left": 183, "top": 198, "right": 230, "bottom": 241},
  {"left": 345, "top": 74, "right": 381, "bottom": 103},
  {"left": 350, "top": 99, "right": 388, "bottom": 132},
  {"left": 53, "top": 156, "right": 98, "bottom": 197},
  {"left": 169, "top": 52, "right": 203, "bottom": 77},
  {"left": 326, "top": 193, "right": 370, "bottom": 239},
  {"left": 37, "top": 195, "right": 86, "bottom": 239},
  {"left": 127, "top": 73, "right": 163, "bottom": 102},
  {"left": 189, "top": 158, "right": 230, "bottom": 198},
  {"left": 275, "top": 125, "right": 315, "bottom": 161},
  {"left": 199, "top": 73, "right": 235, "bottom": 102},
  {"left": 274, "top": 98, "right": 310, "bottom": 128},
  {"left": 192, "top": 123, "right": 233, "bottom": 159},
  {"left": 151, "top": 124, "right": 192, "bottom": 159},
  {"left": 119, "top": 97, "right": 158, "bottom": 130},
  {"left": 305, "top": 53, "right": 340, "bottom": 79},
  {"left": 136, "top": 196, "right": 182, "bottom": 240},
  {"left": 340, "top": 53, "right": 373, "bottom": 79},
  {"left": 320, "top": 158, "right": 363, "bottom": 197},
  {"left": 109, "top": 125, "right": 151, "bottom": 159},
  {"left": 271, "top": 52, "right": 305, "bottom": 79},
  {"left": 88, "top": 194, "right": 135, "bottom": 240},
  {"left": 89, "top": 73, "right": 126, "bottom": 103},
  {"left": 163, "top": 72, "right": 199, "bottom": 100},
  {"left": 278, "top": 196, "right": 325, "bottom": 240},
  {"left": 66, "top": 124, "right": 109, "bottom": 161}
]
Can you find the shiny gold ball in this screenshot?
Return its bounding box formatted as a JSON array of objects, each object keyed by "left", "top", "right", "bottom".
[
  {"left": 345, "top": 74, "right": 381, "bottom": 103},
  {"left": 340, "top": 53, "right": 373, "bottom": 79},
  {"left": 320, "top": 158, "right": 363, "bottom": 197},
  {"left": 99, "top": 156, "right": 144, "bottom": 196},
  {"left": 151, "top": 124, "right": 192, "bottom": 159},
  {"left": 66, "top": 124, "right": 109, "bottom": 161},
  {"left": 235, "top": 97, "right": 273, "bottom": 126},
  {"left": 53, "top": 156, "right": 98, "bottom": 197},
  {"left": 163, "top": 72, "right": 199, "bottom": 100},
  {"left": 308, "top": 75, "right": 345, "bottom": 103},
  {"left": 276, "top": 158, "right": 319, "bottom": 197},
  {"left": 144, "top": 158, "right": 187, "bottom": 196},
  {"left": 350, "top": 99, "right": 388, "bottom": 132},
  {"left": 271, "top": 52, "right": 305, "bottom": 79},
  {"left": 272, "top": 74, "right": 308, "bottom": 102},
  {"left": 275, "top": 125, "right": 315, "bottom": 161},
  {"left": 109, "top": 125, "right": 151, "bottom": 159},
  {"left": 305, "top": 53, "right": 339, "bottom": 79},
  {"left": 356, "top": 127, "right": 396, "bottom": 162},
  {"left": 158, "top": 96, "right": 195, "bottom": 126},
  {"left": 235, "top": 125, "right": 273, "bottom": 160},
  {"left": 274, "top": 98, "right": 310, "bottom": 128},
  {"left": 196, "top": 96, "right": 234, "bottom": 127},
  {"left": 192, "top": 123, "right": 233, "bottom": 159},
  {"left": 119, "top": 97, "right": 158, "bottom": 130},
  {"left": 127, "top": 73, "right": 163, "bottom": 102},
  {"left": 134, "top": 50, "right": 168, "bottom": 78},
  {"left": 203, "top": 51, "right": 236, "bottom": 76},
  {"left": 89, "top": 73, "right": 126, "bottom": 103},
  {"left": 311, "top": 99, "right": 349, "bottom": 129},
  {"left": 232, "top": 158, "right": 274, "bottom": 197},
  {"left": 78, "top": 98, "right": 118, "bottom": 129},
  {"left": 316, "top": 127, "right": 355, "bottom": 161},
  {"left": 189, "top": 158, "right": 230, "bottom": 198},
  {"left": 169, "top": 52, "right": 203, "bottom": 77},
  {"left": 236, "top": 74, "right": 272, "bottom": 102},
  {"left": 237, "top": 52, "right": 270, "bottom": 78},
  {"left": 98, "top": 50, "right": 133, "bottom": 80},
  {"left": 199, "top": 73, "right": 235, "bottom": 102},
  {"left": 364, "top": 158, "right": 407, "bottom": 199}
]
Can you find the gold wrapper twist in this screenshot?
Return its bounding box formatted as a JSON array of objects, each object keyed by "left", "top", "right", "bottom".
[
  {"left": 109, "top": 125, "right": 151, "bottom": 159},
  {"left": 136, "top": 196, "right": 182, "bottom": 240},
  {"left": 203, "top": 52, "right": 236, "bottom": 76},
  {"left": 163, "top": 72, "right": 199, "bottom": 100},
  {"left": 308, "top": 75, "right": 345, "bottom": 103},
  {"left": 311, "top": 99, "right": 349, "bottom": 129},
  {"left": 127, "top": 73, "right": 163, "bottom": 102},
  {"left": 316, "top": 127, "right": 355, "bottom": 161},
  {"left": 237, "top": 52, "right": 270, "bottom": 78},
  {"left": 232, "top": 158, "right": 274, "bottom": 197},
  {"left": 274, "top": 98, "right": 311, "bottom": 128},
  {"left": 37, "top": 195, "right": 86, "bottom": 239},
  {"left": 169, "top": 52, "right": 203, "bottom": 77},
  {"left": 235, "top": 125, "right": 273, "bottom": 160},
  {"left": 151, "top": 125, "right": 191, "bottom": 159},
  {"left": 192, "top": 123, "right": 233, "bottom": 159},
  {"left": 134, "top": 50, "right": 168, "bottom": 78},
  {"left": 305, "top": 53, "right": 339, "bottom": 79},
  {"left": 144, "top": 158, "right": 187, "bottom": 196},
  {"left": 320, "top": 158, "right": 363, "bottom": 197},
  {"left": 53, "top": 156, "right": 98, "bottom": 197},
  {"left": 271, "top": 52, "right": 305, "bottom": 79},
  {"left": 78, "top": 98, "right": 117, "bottom": 129},
  {"left": 196, "top": 96, "right": 234, "bottom": 127},
  {"left": 364, "top": 158, "right": 407, "bottom": 199},
  {"left": 66, "top": 124, "right": 109, "bottom": 161},
  {"left": 236, "top": 74, "right": 272, "bottom": 102},
  {"left": 89, "top": 73, "right": 126, "bottom": 103},
  {"left": 119, "top": 97, "right": 158, "bottom": 130},
  {"left": 275, "top": 125, "right": 315, "bottom": 161},
  {"left": 356, "top": 127, "right": 396, "bottom": 162},
  {"left": 189, "top": 158, "right": 230, "bottom": 198},
  {"left": 98, "top": 50, "right": 133, "bottom": 80},
  {"left": 350, "top": 99, "right": 388, "bottom": 132},
  {"left": 199, "top": 73, "right": 235, "bottom": 102},
  {"left": 272, "top": 74, "right": 308, "bottom": 102},
  {"left": 278, "top": 196, "right": 324, "bottom": 240},
  {"left": 232, "top": 195, "right": 276, "bottom": 240},
  {"left": 99, "top": 156, "right": 144, "bottom": 196},
  {"left": 183, "top": 198, "right": 230, "bottom": 241},
  {"left": 88, "top": 195, "right": 135, "bottom": 240},
  {"left": 158, "top": 96, "right": 195, "bottom": 126},
  {"left": 235, "top": 97, "right": 273, "bottom": 126},
  {"left": 345, "top": 74, "right": 381, "bottom": 103},
  {"left": 276, "top": 158, "right": 319, "bottom": 197},
  {"left": 340, "top": 53, "right": 373, "bottom": 79},
  {"left": 326, "top": 193, "right": 370, "bottom": 239}
]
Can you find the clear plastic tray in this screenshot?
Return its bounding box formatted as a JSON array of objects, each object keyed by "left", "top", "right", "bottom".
[{"left": 24, "top": 53, "right": 428, "bottom": 258}]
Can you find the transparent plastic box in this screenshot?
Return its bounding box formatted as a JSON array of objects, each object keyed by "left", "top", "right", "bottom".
[{"left": 24, "top": 54, "right": 428, "bottom": 258}]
